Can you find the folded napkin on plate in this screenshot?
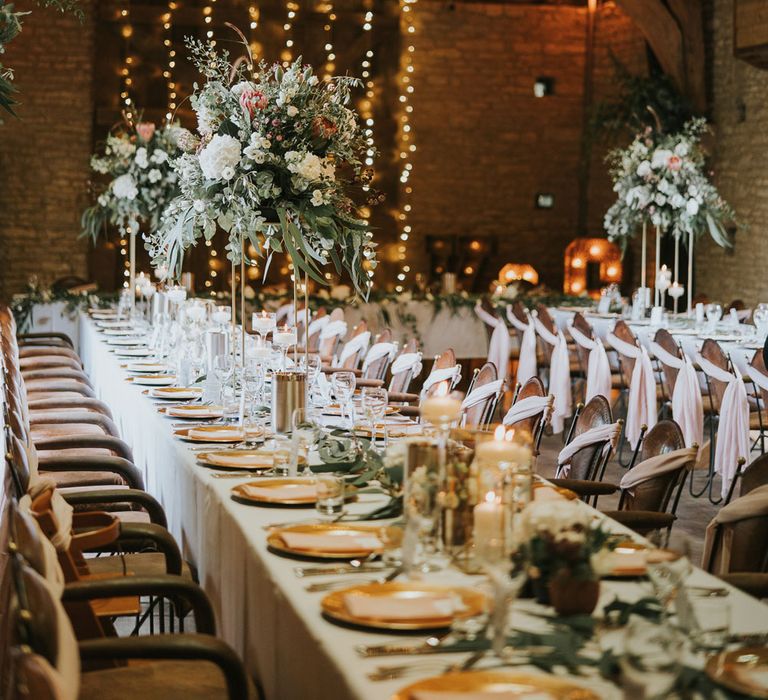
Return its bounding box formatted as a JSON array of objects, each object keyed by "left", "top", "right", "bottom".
[
  {"left": 532, "top": 486, "right": 567, "bottom": 502},
  {"left": 592, "top": 549, "right": 647, "bottom": 575},
  {"left": 412, "top": 692, "right": 556, "bottom": 700},
  {"left": 208, "top": 453, "right": 271, "bottom": 467},
  {"left": 188, "top": 427, "right": 244, "bottom": 440},
  {"left": 733, "top": 667, "right": 768, "bottom": 688},
  {"left": 240, "top": 484, "right": 317, "bottom": 501},
  {"left": 343, "top": 592, "right": 466, "bottom": 620},
  {"left": 168, "top": 406, "right": 224, "bottom": 418},
  {"left": 280, "top": 531, "right": 381, "bottom": 552}
]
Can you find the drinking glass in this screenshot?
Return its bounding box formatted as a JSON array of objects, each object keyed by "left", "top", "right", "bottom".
[
  {"left": 272, "top": 446, "right": 291, "bottom": 477},
  {"left": 315, "top": 474, "right": 345, "bottom": 519},
  {"left": 754, "top": 303, "right": 768, "bottom": 339},
  {"left": 252, "top": 311, "right": 277, "bottom": 343},
  {"left": 212, "top": 305, "right": 231, "bottom": 330},
  {"left": 242, "top": 413, "right": 265, "bottom": 448},
  {"left": 685, "top": 592, "right": 731, "bottom": 652},
  {"left": 291, "top": 408, "right": 319, "bottom": 476},
  {"left": 361, "top": 387, "right": 388, "bottom": 446},
  {"left": 331, "top": 371, "right": 356, "bottom": 427},
  {"left": 273, "top": 325, "right": 297, "bottom": 370},
  {"left": 302, "top": 353, "right": 323, "bottom": 402},
  {"left": 706, "top": 302, "right": 723, "bottom": 332},
  {"left": 620, "top": 617, "right": 683, "bottom": 699},
  {"left": 646, "top": 530, "right": 693, "bottom": 612},
  {"left": 243, "top": 360, "right": 266, "bottom": 409}
]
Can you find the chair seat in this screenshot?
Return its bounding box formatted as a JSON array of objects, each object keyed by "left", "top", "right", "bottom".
[
  {"left": 31, "top": 424, "right": 106, "bottom": 441},
  {"left": 86, "top": 552, "right": 194, "bottom": 581},
  {"left": 41, "top": 470, "right": 127, "bottom": 489},
  {"left": 548, "top": 479, "right": 619, "bottom": 498},
  {"left": 81, "top": 659, "right": 257, "bottom": 700}
]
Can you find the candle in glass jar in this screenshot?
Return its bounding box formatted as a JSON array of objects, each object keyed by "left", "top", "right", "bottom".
[
  {"left": 473, "top": 491, "right": 504, "bottom": 545},
  {"left": 476, "top": 425, "right": 526, "bottom": 465},
  {"left": 186, "top": 304, "right": 207, "bottom": 323},
  {"left": 420, "top": 385, "right": 462, "bottom": 426},
  {"left": 252, "top": 311, "right": 277, "bottom": 335},
  {"left": 212, "top": 306, "right": 231, "bottom": 325},
  {"left": 274, "top": 326, "right": 297, "bottom": 347}
]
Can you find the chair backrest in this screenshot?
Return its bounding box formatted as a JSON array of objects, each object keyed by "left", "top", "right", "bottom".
[
  {"left": 653, "top": 328, "right": 682, "bottom": 396},
  {"left": 462, "top": 362, "right": 499, "bottom": 427},
  {"left": 508, "top": 302, "right": 528, "bottom": 345},
  {"left": 478, "top": 297, "right": 498, "bottom": 344},
  {"left": 623, "top": 420, "right": 689, "bottom": 514},
  {"left": 570, "top": 312, "right": 593, "bottom": 373},
  {"left": 317, "top": 308, "right": 346, "bottom": 360},
  {"left": 424, "top": 348, "right": 458, "bottom": 398},
  {"left": 700, "top": 338, "right": 730, "bottom": 412},
  {"left": 749, "top": 349, "right": 768, "bottom": 411},
  {"left": 362, "top": 330, "right": 395, "bottom": 382},
  {"left": 535, "top": 305, "right": 557, "bottom": 365},
  {"left": 388, "top": 340, "right": 420, "bottom": 394},
  {"left": 509, "top": 376, "right": 547, "bottom": 445},
  {"left": 338, "top": 321, "right": 368, "bottom": 370},
  {"left": 568, "top": 394, "right": 613, "bottom": 481},
  {"left": 306, "top": 307, "right": 327, "bottom": 353},
  {"left": 612, "top": 320, "right": 639, "bottom": 386},
  {"left": 738, "top": 452, "right": 768, "bottom": 499}
]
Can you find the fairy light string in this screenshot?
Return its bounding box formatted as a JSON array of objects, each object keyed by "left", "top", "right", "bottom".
[{"left": 163, "top": 1, "right": 177, "bottom": 121}]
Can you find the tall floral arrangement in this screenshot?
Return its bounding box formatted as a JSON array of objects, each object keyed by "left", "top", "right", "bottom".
[
  {"left": 146, "top": 36, "right": 379, "bottom": 296},
  {"left": 604, "top": 118, "right": 735, "bottom": 250},
  {"left": 82, "top": 121, "right": 186, "bottom": 240}
]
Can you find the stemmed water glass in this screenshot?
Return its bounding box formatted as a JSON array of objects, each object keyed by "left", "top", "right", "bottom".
[
  {"left": 331, "top": 371, "right": 356, "bottom": 428},
  {"left": 273, "top": 325, "right": 297, "bottom": 370},
  {"left": 291, "top": 408, "right": 319, "bottom": 477},
  {"left": 213, "top": 353, "right": 234, "bottom": 401},
  {"left": 620, "top": 617, "right": 683, "bottom": 699},
  {"left": 302, "top": 353, "right": 323, "bottom": 404},
  {"left": 252, "top": 311, "right": 277, "bottom": 344},
  {"left": 646, "top": 530, "right": 693, "bottom": 614},
  {"left": 705, "top": 302, "right": 723, "bottom": 333},
  {"left": 754, "top": 303, "right": 768, "bottom": 339},
  {"left": 361, "top": 387, "right": 388, "bottom": 448},
  {"left": 243, "top": 359, "right": 266, "bottom": 410}
]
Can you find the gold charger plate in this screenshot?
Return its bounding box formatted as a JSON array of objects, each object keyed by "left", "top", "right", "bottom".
[
  {"left": 148, "top": 387, "right": 204, "bottom": 400},
  {"left": 533, "top": 482, "right": 578, "bottom": 501},
  {"left": 160, "top": 404, "right": 224, "bottom": 419},
  {"left": 128, "top": 374, "right": 177, "bottom": 386},
  {"left": 392, "top": 670, "right": 600, "bottom": 699},
  {"left": 267, "top": 523, "right": 384, "bottom": 560},
  {"left": 321, "top": 582, "right": 487, "bottom": 631},
  {"left": 705, "top": 647, "right": 768, "bottom": 699},
  {"left": 174, "top": 426, "right": 245, "bottom": 443},
  {"left": 197, "top": 449, "right": 274, "bottom": 470},
  {"left": 231, "top": 478, "right": 320, "bottom": 505}
]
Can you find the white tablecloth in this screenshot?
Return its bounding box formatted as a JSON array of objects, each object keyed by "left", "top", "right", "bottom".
[
  {"left": 79, "top": 313, "right": 768, "bottom": 699},
  {"left": 25, "top": 301, "right": 82, "bottom": 353}
]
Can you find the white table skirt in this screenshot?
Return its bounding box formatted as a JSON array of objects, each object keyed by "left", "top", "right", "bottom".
[
  {"left": 24, "top": 302, "right": 81, "bottom": 353},
  {"left": 79, "top": 313, "right": 768, "bottom": 699}
]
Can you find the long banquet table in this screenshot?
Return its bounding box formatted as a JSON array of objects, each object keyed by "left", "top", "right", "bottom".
[{"left": 79, "top": 313, "right": 768, "bottom": 699}]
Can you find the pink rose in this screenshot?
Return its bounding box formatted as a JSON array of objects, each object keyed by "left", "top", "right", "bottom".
[
  {"left": 240, "top": 89, "right": 268, "bottom": 119},
  {"left": 667, "top": 155, "right": 682, "bottom": 171},
  {"left": 136, "top": 122, "right": 156, "bottom": 141}
]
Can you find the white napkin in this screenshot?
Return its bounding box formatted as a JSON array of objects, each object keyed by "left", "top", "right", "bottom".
[{"left": 343, "top": 592, "right": 466, "bottom": 620}]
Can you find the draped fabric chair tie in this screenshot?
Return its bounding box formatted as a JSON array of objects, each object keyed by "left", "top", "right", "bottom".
[
  {"left": 606, "top": 331, "right": 657, "bottom": 449},
  {"left": 319, "top": 320, "right": 348, "bottom": 341},
  {"left": 336, "top": 331, "right": 371, "bottom": 367},
  {"left": 275, "top": 303, "right": 295, "bottom": 326},
  {"left": 474, "top": 303, "right": 510, "bottom": 381},
  {"left": 649, "top": 341, "right": 703, "bottom": 449},
  {"left": 532, "top": 315, "right": 571, "bottom": 433},
  {"left": 506, "top": 306, "right": 537, "bottom": 385},
  {"left": 362, "top": 342, "right": 397, "bottom": 373},
  {"left": 420, "top": 365, "right": 462, "bottom": 398},
  {"left": 390, "top": 352, "right": 423, "bottom": 378},
  {"left": 567, "top": 323, "right": 611, "bottom": 403},
  {"left": 460, "top": 379, "right": 504, "bottom": 410},
  {"left": 308, "top": 315, "right": 330, "bottom": 337},
  {"left": 619, "top": 446, "right": 699, "bottom": 497},
  {"left": 556, "top": 422, "right": 622, "bottom": 477},
  {"left": 696, "top": 353, "right": 750, "bottom": 499},
  {"left": 315, "top": 372, "right": 333, "bottom": 402},
  {"left": 22, "top": 479, "right": 74, "bottom": 552},
  {"left": 502, "top": 394, "right": 553, "bottom": 426}
]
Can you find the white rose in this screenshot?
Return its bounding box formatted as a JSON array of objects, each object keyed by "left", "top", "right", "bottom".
[
  {"left": 151, "top": 150, "right": 168, "bottom": 164},
  {"left": 686, "top": 199, "right": 700, "bottom": 216},
  {"left": 674, "top": 143, "right": 689, "bottom": 157},
  {"left": 636, "top": 160, "right": 651, "bottom": 177},
  {"left": 135, "top": 147, "right": 149, "bottom": 169},
  {"left": 198, "top": 134, "right": 242, "bottom": 181},
  {"left": 651, "top": 148, "right": 674, "bottom": 170},
  {"left": 654, "top": 192, "right": 667, "bottom": 206},
  {"left": 193, "top": 200, "right": 206, "bottom": 213},
  {"left": 311, "top": 189, "right": 324, "bottom": 206},
  {"left": 286, "top": 105, "right": 299, "bottom": 117},
  {"left": 670, "top": 193, "right": 685, "bottom": 209},
  {"left": 112, "top": 173, "right": 138, "bottom": 200},
  {"left": 148, "top": 168, "right": 162, "bottom": 183}
]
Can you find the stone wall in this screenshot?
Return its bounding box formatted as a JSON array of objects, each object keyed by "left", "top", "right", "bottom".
[
  {"left": 695, "top": 0, "right": 768, "bottom": 305},
  {"left": 0, "top": 0, "right": 94, "bottom": 302}
]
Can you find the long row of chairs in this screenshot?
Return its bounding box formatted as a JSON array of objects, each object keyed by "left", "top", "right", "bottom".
[{"left": 0, "top": 305, "right": 257, "bottom": 699}]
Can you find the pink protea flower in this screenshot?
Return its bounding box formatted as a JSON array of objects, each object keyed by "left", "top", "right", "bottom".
[
  {"left": 240, "top": 89, "right": 268, "bottom": 118},
  {"left": 136, "top": 122, "right": 156, "bottom": 141},
  {"left": 667, "top": 155, "right": 682, "bottom": 171}
]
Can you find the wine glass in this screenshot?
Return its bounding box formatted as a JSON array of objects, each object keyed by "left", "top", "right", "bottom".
[
  {"left": 252, "top": 311, "right": 277, "bottom": 343},
  {"left": 243, "top": 359, "right": 266, "bottom": 409},
  {"left": 302, "top": 353, "right": 323, "bottom": 400},
  {"left": 273, "top": 325, "right": 297, "bottom": 370},
  {"left": 754, "top": 303, "right": 768, "bottom": 339},
  {"left": 242, "top": 413, "right": 265, "bottom": 449},
  {"left": 291, "top": 408, "right": 319, "bottom": 476},
  {"left": 361, "top": 387, "right": 388, "bottom": 447},
  {"left": 705, "top": 302, "right": 723, "bottom": 333},
  {"left": 213, "top": 353, "right": 234, "bottom": 403},
  {"left": 331, "top": 371, "right": 356, "bottom": 427}
]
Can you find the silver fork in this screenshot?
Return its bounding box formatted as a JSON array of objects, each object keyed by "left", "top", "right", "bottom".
[
  {"left": 304, "top": 565, "right": 403, "bottom": 593},
  {"left": 366, "top": 648, "right": 491, "bottom": 681}
]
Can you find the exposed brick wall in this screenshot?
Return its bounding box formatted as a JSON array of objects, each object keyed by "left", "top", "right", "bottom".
[
  {"left": 695, "top": 0, "right": 768, "bottom": 305},
  {"left": 404, "top": 0, "right": 646, "bottom": 291},
  {"left": 0, "top": 0, "right": 93, "bottom": 302}
]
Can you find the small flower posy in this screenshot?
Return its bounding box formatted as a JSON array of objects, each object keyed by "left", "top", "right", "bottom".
[
  {"left": 82, "top": 121, "right": 186, "bottom": 240},
  {"left": 604, "top": 117, "right": 736, "bottom": 250},
  {"left": 145, "top": 36, "right": 379, "bottom": 297}
]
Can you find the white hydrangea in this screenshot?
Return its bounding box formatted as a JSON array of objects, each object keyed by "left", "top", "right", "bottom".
[
  {"left": 151, "top": 150, "right": 168, "bottom": 164},
  {"left": 148, "top": 168, "right": 162, "bottom": 184},
  {"left": 135, "top": 147, "right": 149, "bottom": 169},
  {"left": 112, "top": 174, "right": 138, "bottom": 200},
  {"left": 286, "top": 151, "right": 333, "bottom": 182},
  {"left": 198, "top": 134, "right": 242, "bottom": 181}
]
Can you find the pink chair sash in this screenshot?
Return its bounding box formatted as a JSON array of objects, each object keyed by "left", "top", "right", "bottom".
[
  {"left": 533, "top": 316, "right": 571, "bottom": 434},
  {"left": 474, "top": 304, "right": 510, "bottom": 381},
  {"left": 696, "top": 354, "right": 750, "bottom": 499},
  {"left": 506, "top": 306, "right": 537, "bottom": 386},
  {"left": 568, "top": 323, "right": 611, "bottom": 402},
  {"left": 649, "top": 341, "right": 704, "bottom": 449},
  {"left": 606, "top": 331, "right": 657, "bottom": 449}
]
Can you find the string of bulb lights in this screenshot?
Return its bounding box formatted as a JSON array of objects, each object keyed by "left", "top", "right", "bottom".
[
  {"left": 118, "top": 0, "right": 134, "bottom": 288},
  {"left": 395, "top": 0, "right": 418, "bottom": 294},
  {"left": 162, "top": 1, "right": 177, "bottom": 122},
  {"left": 282, "top": 1, "right": 299, "bottom": 65},
  {"left": 322, "top": 2, "right": 336, "bottom": 81}
]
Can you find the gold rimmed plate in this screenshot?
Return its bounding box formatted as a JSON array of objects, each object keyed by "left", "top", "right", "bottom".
[
  {"left": 127, "top": 362, "right": 170, "bottom": 374},
  {"left": 321, "top": 582, "right": 487, "bottom": 632},
  {"left": 324, "top": 403, "right": 400, "bottom": 417},
  {"left": 128, "top": 374, "right": 177, "bottom": 386},
  {"left": 231, "top": 478, "right": 321, "bottom": 506},
  {"left": 107, "top": 337, "right": 147, "bottom": 346},
  {"left": 116, "top": 348, "right": 154, "bottom": 358},
  {"left": 174, "top": 426, "right": 245, "bottom": 443},
  {"left": 161, "top": 404, "right": 224, "bottom": 419},
  {"left": 267, "top": 523, "right": 384, "bottom": 560},
  {"left": 102, "top": 327, "right": 140, "bottom": 336},
  {"left": 149, "top": 387, "right": 204, "bottom": 400},
  {"left": 196, "top": 449, "right": 273, "bottom": 471},
  {"left": 392, "top": 671, "right": 601, "bottom": 699},
  {"left": 705, "top": 647, "right": 768, "bottom": 699}
]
